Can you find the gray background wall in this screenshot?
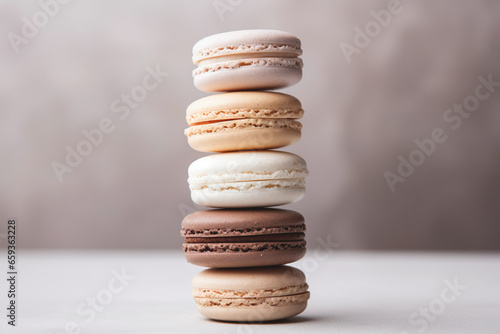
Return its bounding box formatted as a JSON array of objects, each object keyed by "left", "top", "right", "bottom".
[{"left": 1, "top": 0, "right": 499, "bottom": 250}]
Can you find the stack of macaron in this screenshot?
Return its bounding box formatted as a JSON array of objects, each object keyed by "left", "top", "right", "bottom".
[{"left": 182, "top": 29, "right": 309, "bottom": 322}]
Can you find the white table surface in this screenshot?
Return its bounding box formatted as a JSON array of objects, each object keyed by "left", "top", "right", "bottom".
[{"left": 1, "top": 251, "right": 499, "bottom": 334}]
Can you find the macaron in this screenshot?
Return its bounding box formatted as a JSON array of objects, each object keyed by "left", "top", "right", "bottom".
[
  {"left": 188, "top": 150, "right": 308, "bottom": 208},
  {"left": 181, "top": 209, "right": 306, "bottom": 268},
  {"left": 185, "top": 91, "right": 304, "bottom": 152},
  {"left": 192, "top": 29, "right": 303, "bottom": 92},
  {"left": 192, "top": 266, "right": 310, "bottom": 322}
]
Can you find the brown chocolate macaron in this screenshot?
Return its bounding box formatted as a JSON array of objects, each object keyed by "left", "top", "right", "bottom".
[{"left": 181, "top": 209, "right": 306, "bottom": 268}]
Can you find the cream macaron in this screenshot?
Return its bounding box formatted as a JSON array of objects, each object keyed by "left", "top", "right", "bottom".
[
  {"left": 192, "top": 29, "right": 303, "bottom": 92},
  {"left": 192, "top": 266, "right": 310, "bottom": 322},
  {"left": 185, "top": 91, "right": 303, "bottom": 152},
  {"left": 188, "top": 151, "right": 308, "bottom": 208}
]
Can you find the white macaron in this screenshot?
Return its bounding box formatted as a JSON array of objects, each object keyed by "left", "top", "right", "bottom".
[{"left": 188, "top": 151, "right": 308, "bottom": 208}]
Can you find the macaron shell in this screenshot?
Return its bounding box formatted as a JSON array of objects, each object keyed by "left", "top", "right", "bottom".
[
  {"left": 184, "top": 233, "right": 305, "bottom": 243},
  {"left": 195, "top": 295, "right": 308, "bottom": 322},
  {"left": 192, "top": 266, "right": 307, "bottom": 290},
  {"left": 186, "top": 91, "right": 303, "bottom": 125},
  {"left": 184, "top": 243, "right": 306, "bottom": 268},
  {"left": 181, "top": 208, "right": 305, "bottom": 235},
  {"left": 194, "top": 62, "right": 302, "bottom": 92},
  {"left": 190, "top": 182, "right": 305, "bottom": 208},
  {"left": 192, "top": 29, "right": 301, "bottom": 63},
  {"left": 188, "top": 151, "right": 308, "bottom": 183},
  {"left": 187, "top": 123, "right": 301, "bottom": 152},
  {"left": 193, "top": 283, "right": 308, "bottom": 299},
  {"left": 187, "top": 108, "right": 303, "bottom": 125}
]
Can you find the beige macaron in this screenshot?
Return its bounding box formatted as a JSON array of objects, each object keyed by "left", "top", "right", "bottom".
[
  {"left": 185, "top": 91, "right": 303, "bottom": 152},
  {"left": 192, "top": 266, "right": 310, "bottom": 322}
]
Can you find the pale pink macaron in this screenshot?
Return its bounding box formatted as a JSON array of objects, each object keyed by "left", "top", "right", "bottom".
[{"left": 192, "top": 29, "right": 303, "bottom": 92}]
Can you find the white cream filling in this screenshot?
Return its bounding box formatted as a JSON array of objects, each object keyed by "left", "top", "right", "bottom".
[
  {"left": 189, "top": 179, "right": 306, "bottom": 192},
  {"left": 193, "top": 43, "right": 301, "bottom": 63},
  {"left": 197, "top": 53, "right": 298, "bottom": 66},
  {"left": 193, "top": 57, "right": 303, "bottom": 77},
  {"left": 188, "top": 169, "right": 308, "bottom": 186}
]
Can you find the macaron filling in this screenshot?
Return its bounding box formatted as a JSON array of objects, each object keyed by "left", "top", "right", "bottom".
[
  {"left": 196, "top": 52, "right": 301, "bottom": 66},
  {"left": 188, "top": 166, "right": 308, "bottom": 195},
  {"left": 186, "top": 107, "right": 304, "bottom": 125},
  {"left": 193, "top": 57, "right": 303, "bottom": 77},
  {"left": 184, "top": 232, "right": 305, "bottom": 244},
  {"left": 181, "top": 222, "right": 305, "bottom": 237},
  {"left": 193, "top": 282, "right": 309, "bottom": 308},
  {"left": 190, "top": 180, "right": 305, "bottom": 193},
  {"left": 194, "top": 293, "right": 310, "bottom": 308},
  {"left": 193, "top": 44, "right": 302, "bottom": 63},
  {"left": 193, "top": 283, "right": 309, "bottom": 299},
  {"left": 183, "top": 241, "right": 306, "bottom": 254},
  {"left": 183, "top": 229, "right": 306, "bottom": 254},
  {"left": 184, "top": 229, "right": 305, "bottom": 248},
  {"left": 188, "top": 167, "right": 308, "bottom": 184},
  {"left": 185, "top": 118, "right": 302, "bottom": 138},
  {"left": 185, "top": 104, "right": 303, "bottom": 143}
]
